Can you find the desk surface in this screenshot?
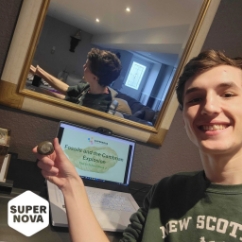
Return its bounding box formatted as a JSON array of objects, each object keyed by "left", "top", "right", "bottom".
[{"left": 0, "top": 154, "right": 151, "bottom": 242}]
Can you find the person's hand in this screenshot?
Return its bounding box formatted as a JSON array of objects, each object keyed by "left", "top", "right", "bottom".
[
  {"left": 33, "top": 138, "right": 81, "bottom": 190},
  {"left": 35, "top": 65, "right": 44, "bottom": 77},
  {"left": 35, "top": 65, "right": 41, "bottom": 73},
  {"left": 30, "top": 65, "right": 36, "bottom": 74}
]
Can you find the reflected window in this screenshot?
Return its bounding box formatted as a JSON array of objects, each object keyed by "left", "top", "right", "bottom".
[{"left": 125, "top": 61, "right": 147, "bottom": 90}]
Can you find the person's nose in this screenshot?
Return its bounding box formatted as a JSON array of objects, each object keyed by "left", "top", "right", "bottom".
[{"left": 201, "top": 93, "right": 221, "bottom": 115}]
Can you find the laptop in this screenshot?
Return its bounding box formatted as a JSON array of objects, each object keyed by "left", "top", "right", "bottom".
[{"left": 47, "top": 121, "right": 139, "bottom": 231}]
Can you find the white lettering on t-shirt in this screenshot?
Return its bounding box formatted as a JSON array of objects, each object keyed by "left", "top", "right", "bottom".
[
  {"left": 229, "top": 221, "right": 242, "bottom": 240},
  {"left": 179, "top": 216, "right": 192, "bottom": 230},
  {"left": 160, "top": 215, "right": 242, "bottom": 240},
  {"left": 168, "top": 220, "right": 177, "bottom": 233},
  {"left": 216, "top": 218, "right": 228, "bottom": 234},
  {"left": 206, "top": 216, "right": 216, "bottom": 231},
  {"left": 197, "top": 215, "right": 205, "bottom": 229},
  {"left": 160, "top": 226, "right": 168, "bottom": 239},
  {"left": 160, "top": 217, "right": 192, "bottom": 238}
]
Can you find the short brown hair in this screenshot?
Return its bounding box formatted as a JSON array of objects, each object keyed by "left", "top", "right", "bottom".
[
  {"left": 176, "top": 50, "right": 242, "bottom": 110},
  {"left": 87, "top": 48, "right": 122, "bottom": 86}
]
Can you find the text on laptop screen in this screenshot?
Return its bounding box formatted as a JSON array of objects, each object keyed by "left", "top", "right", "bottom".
[{"left": 57, "top": 122, "right": 135, "bottom": 185}]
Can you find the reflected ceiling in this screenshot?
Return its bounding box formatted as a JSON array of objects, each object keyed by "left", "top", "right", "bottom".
[{"left": 47, "top": 0, "right": 202, "bottom": 67}]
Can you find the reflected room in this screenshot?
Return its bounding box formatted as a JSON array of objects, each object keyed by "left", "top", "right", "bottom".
[{"left": 25, "top": 0, "right": 203, "bottom": 126}]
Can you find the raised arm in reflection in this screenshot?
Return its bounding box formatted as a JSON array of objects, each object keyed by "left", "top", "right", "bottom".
[{"left": 30, "top": 48, "right": 122, "bottom": 113}]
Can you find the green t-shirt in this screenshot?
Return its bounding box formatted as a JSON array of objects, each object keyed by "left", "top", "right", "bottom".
[
  {"left": 65, "top": 83, "right": 112, "bottom": 113},
  {"left": 121, "top": 171, "right": 242, "bottom": 242}
]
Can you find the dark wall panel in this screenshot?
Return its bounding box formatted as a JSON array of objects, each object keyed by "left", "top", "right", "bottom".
[{"left": 0, "top": 0, "right": 22, "bottom": 75}]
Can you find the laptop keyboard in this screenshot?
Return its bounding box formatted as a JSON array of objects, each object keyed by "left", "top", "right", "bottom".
[{"left": 85, "top": 186, "right": 136, "bottom": 212}]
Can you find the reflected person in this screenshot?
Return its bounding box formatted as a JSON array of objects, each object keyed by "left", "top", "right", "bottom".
[
  {"left": 31, "top": 48, "right": 121, "bottom": 113},
  {"left": 34, "top": 50, "right": 242, "bottom": 241}
]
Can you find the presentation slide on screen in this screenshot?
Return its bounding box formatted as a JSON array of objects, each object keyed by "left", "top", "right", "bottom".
[{"left": 59, "top": 124, "right": 133, "bottom": 183}]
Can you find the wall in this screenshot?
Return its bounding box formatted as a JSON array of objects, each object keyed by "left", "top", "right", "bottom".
[
  {"left": 1, "top": 0, "right": 242, "bottom": 185},
  {"left": 34, "top": 15, "right": 93, "bottom": 79},
  {"left": 0, "top": 0, "right": 22, "bottom": 74},
  {"left": 201, "top": 0, "right": 242, "bottom": 57}
]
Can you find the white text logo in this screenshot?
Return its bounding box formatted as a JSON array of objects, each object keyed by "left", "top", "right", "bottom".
[{"left": 8, "top": 191, "right": 49, "bottom": 237}]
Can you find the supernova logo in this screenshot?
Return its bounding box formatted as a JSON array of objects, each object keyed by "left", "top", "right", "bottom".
[{"left": 8, "top": 190, "right": 49, "bottom": 237}]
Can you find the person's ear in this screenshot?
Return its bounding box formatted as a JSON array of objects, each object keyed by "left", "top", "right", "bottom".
[{"left": 93, "top": 75, "right": 98, "bottom": 81}]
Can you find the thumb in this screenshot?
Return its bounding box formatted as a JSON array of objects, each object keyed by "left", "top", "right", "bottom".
[{"left": 53, "top": 137, "right": 67, "bottom": 160}]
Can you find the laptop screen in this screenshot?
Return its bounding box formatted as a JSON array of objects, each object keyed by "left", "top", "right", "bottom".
[{"left": 57, "top": 122, "right": 135, "bottom": 185}]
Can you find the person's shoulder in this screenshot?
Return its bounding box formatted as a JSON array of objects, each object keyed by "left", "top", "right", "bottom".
[
  {"left": 172, "top": 171, "right": 203, "bottom": 178},
  {"left": 70, "top": 82, "right": 89, "bottom": 94},
  {"left": 77, "top": 82, "right": 89, "bottom": 88},
  {"left": 148, "top": 171, "right": 206, "bottom": 206},
  {"left": 161, "top": 170, "right": 202, "bottom": 182},
  {"left": 155, "top": 171, "right": 204, "bottom": 190}
]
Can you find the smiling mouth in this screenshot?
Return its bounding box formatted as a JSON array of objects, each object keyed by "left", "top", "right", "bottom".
[{"left": 200, "top": 125, "right": 228, "bottom": 131}]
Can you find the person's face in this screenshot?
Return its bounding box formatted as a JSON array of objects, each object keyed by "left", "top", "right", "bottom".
[
  {"left": 182, "top": 65, "right": 242, "bottom": 155},
  {"left": 83, "top": 59, "right": 97, "bottom": 83}
]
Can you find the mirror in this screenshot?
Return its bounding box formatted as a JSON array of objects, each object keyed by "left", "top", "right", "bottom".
[
  {"left": 0, "top": 0, "right": 220, "bottom": 145},
  {"left": 26, "top": 0, "right": 204, "bottom": 127}
]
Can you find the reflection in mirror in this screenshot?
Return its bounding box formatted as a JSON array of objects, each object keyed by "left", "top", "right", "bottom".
[
  {"left": 29, "top": 48, "right": 122, "bottom": 116},
  {"left": 24, "top": 0, "right": 203, "bottom": 127}
]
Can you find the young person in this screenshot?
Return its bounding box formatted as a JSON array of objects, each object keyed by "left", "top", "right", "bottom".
[
  {"left": 31, "top": 48, "right": 122, "bottom": 113},
  {"left": 33, "top": 50, "right": 242, "bottom": 241}
]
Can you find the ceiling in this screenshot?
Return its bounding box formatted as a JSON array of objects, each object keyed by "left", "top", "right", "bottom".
[{"left": 47, "top": 0, "right": 204, "bottom": 66}]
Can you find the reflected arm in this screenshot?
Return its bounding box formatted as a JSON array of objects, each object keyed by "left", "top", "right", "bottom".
[{"left": 34, "top": 65, "right": 69, "bottom": 95}]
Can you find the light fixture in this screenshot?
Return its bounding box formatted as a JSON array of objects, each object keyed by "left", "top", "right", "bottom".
[
  {"left": 96, "top": 18, "right": 100, "bottom": 22},
  {"left": 126, "top": 7, "right": 130, "bottom": 12},
  {"left": 69, "top": 30, "right": 82, "bottom": 53}
]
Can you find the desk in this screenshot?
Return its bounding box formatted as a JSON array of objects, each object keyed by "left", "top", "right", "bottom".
[{"left": 0, "top": 154, "right": 151, "bottom": 242}]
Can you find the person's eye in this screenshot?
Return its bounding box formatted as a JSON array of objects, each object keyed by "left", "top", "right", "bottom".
[
  {"left": 187, "top": 97, "right": 202, "bottom": 104},
  {"left": 223, "top": 92, "right": 235, "bottom": 98}
]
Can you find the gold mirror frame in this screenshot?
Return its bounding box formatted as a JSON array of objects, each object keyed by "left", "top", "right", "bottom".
[{"left": 0, "top": 0, "right": 220, "bottom": 146}]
